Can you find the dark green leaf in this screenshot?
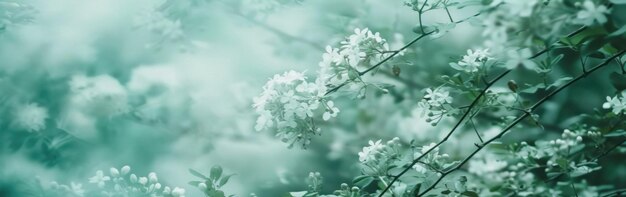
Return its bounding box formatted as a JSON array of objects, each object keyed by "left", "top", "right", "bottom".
[
  {"left": 189, "top": 169, "right": 208, "bottom": 180},
  {"left": 210, "top": 165, "right": 223, "bottom": 180}
]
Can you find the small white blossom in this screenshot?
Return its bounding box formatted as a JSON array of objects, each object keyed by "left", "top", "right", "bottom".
[
  {"left": 358, "top": 140, "right": 385, "bottom": 163},
  {"left": 171, "top": 187, "right": 186, "bottom": 197},
  {"left": 450, "top": 48, "right": 492, "bottom": 73},
  {"left": 423, "top": 88, "right": 452, "bottom": 107},
  {"left": 575, "top": 0, "right": 610, "bottom": 26},
  {"left": 504, "top": 48, "right": 537, "bottom": 70},
  {"left": 602, "top": 91, "right": 626, "bottom": 114},
  {"left": 89, "top": 170, "right": 111, "bottom": 188},
  {"left": 322, "top": 101, "right": 340, "bottom": 121},
  {"left": 506, "top": 0, "right": 539, "bottom": 17}
]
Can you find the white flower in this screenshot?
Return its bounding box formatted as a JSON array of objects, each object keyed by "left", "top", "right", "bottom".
[
  {"left": 358, "top": 140, "right": 385, "bottom": 163},
  {"left": 14, "top": 103, "right": 48, "bottom": 132},
  {"left": 138, "top": 177, "right": 148, "bottom": 185},
  {"left": 148, "top": 172, "right": 158, "bottom": 183},
  {"left": 171, "top": 187, "right": 186, "bottom": 197},
  {"left": 421, "top": 143, "right": 439, "bottom": 154},
  {"left": 423, "top": 88, "right": 452, "bottom": 107},
  {"left": 69, "top": 182, "right": 85, "bottom": 197},
  {"left": 602, "top": 92, "right": 626, "bottom": 114},
  {"left": 253, "top": 71, "right": 328, "bottom": 148},
  {"left": 576, "top": 0, "right": 610, "bottom": 26},
  {"left": 451, "top": 48, "right": 492, "bottom": 73},
  {"left": 506, "top": 0, "right": 538, "bottom": 17},
  {"left": 504, "top": 48, "right": 537, "bottom": 70},
  {"left": 322, "top": 101, "right": 340, "bottom": 121},
  {"left": 89, "top": 170, "right": 111, "bottom": 188}
]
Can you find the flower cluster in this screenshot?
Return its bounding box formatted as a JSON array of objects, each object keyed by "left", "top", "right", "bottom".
[
  {"left": 13, "top": 102, "right": 49, "bottom": 132},
  {"left": 450, "top": 48, "right": 492, "bottom": 73},
  {"left": 357, "top": 138, "right": 401, "bottom": 175},
  {"left": 87, "top": 165, "right": 185, "bottom": 197},
  {"left": 318, "top": 28, "right": 390, "bottom": 86},
  {"left": 602, "top": 91, "right": 626, "bottom": 115},
  {"left": 253, "top": 71, "right": 330, "bottom": 148},
  {"left": 416, "top": 88, "right": 454, "bottom": 126}
]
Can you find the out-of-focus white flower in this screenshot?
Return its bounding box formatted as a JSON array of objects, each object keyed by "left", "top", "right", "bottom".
[
  {"left": 69, "top": 74, "right": 129, "bottom": 116},
  {"left": 89, "top": 170, "right": 111, "bottom": 188},
  {"left": 121, "top": 165, "right": 131, "bottom": 175},
  {"left": 468, "top": 154, "right": 508, "bottom": 174},
  {"left": 506, "top": 0, "right": 538, "bottom": 17},
  {"left": 171, "top": 187, "right": 185, "bottom": 197},
  {"left": 14, "top": 103, "right": 48, "bottom": 132},
  {"left": 70, "top": 182, "right": 85, "bottom": 197},
  {"left": 110, "top": 168, "right": 120, "bottom": 177},
  {"left": 138, "top": 177, "right": 148, "bottom": 185},
  {"left": 148, "top": 172, "right": 158, "bottom": 183},
  {"left": 575, "top": 0, "right": 610, "bottom": 26},
  {"left": 504, "top": 48, "right": 537, "bottom": 70}
]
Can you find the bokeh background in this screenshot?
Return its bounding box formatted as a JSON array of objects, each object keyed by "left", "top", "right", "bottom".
[{"left": 1, "top": 0, "right": 623, "bottom": 196}]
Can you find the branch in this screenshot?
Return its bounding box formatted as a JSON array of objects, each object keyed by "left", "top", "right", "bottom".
[
  {"left": 377, "top": 26, "right": 588, "bottom": 197},
  {"left": 417, "top": 50, "right": 625, "bottom": 196},
  {"left": 325, "top": 12, "right": 484, "bottom": 96}
]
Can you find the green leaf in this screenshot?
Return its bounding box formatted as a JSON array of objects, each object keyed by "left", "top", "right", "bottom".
[
  {"left": 189, "top": 169, "right": 208, "bottom": 180},
  {"left": 188, "top": 181, "right": 202, "bottom": 186},
  {"left": 352, "top": 175, "right": 374, "bottom": 188},
  {"left": 461, "top": 191, "right": 479, "bottom": 197},
  {"left": 610, "top": 0, "right": 626, "bottom": 4},
  {"left": 605, "top": 130, "right": 626, "bottom": 137},
  {"left": 219, "top": 174, "right": 235, "bottom": 187},
  {"left": 210, "top": 165, "right": 223, "bottom": 180},
  {"left": 610, "top": 72, "right": 626, "bottom": 91}
]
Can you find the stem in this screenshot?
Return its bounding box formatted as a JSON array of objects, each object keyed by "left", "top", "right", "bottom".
[
  {"left": 418, "top": 0, "right": 429, "bottom": 34},
  {"left": 377, "top": 26, "right": 588, "bottom": 197},
  {"left": 417, "top": 50, "right": 625, "bottom": 196},
  {"left": 443, "top": 1, "right": 454, "bottom": 23}
]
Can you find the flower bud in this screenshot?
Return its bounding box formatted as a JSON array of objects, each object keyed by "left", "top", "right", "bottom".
[
  {"left": 110, "top": 168, "right": 120, "bottom": 177},
  {"left": 148, "top": 172, "right": 158, "bottom": 183},
  {"left": 198, "top": 182, "right": 207, "bottom": 190},
  {"left": 121, "top": 165, "right": 131, "bottom": 175},
  {"left": 130, "top": 174, "right": 138, "bottom": 183}
]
